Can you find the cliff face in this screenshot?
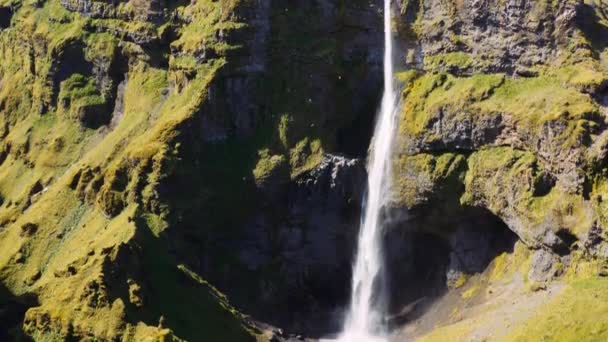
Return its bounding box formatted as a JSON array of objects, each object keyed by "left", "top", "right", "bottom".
[
  {"left": 388, "top": 1, "right": 608, "bottom": 338},
  {"left": 0, "top": 0, "right": 606, "bottom": 341},
  {"left": 393, "top": 0, "right": 608, "bottom": 268},
  {"left": 0, "top": 0, "right": 384, "bottom": 340}
]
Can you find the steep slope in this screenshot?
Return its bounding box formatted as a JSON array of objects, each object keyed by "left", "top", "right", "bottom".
[
  {"left": 0, "top": 0, "right": 266, "bottom": 339},
  {"left": 0, "top": 0, "right": 387, "bottom": 340},
  {"left": 389, "top": 0, "right": 608, "bottom": 340},
  {"left": 0, "top": 0, "right": 608, "bottom": 341}
]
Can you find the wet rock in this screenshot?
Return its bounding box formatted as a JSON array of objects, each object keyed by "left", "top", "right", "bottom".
[{"left": 213, "top": 154, "right": 364, "bottom": 335}]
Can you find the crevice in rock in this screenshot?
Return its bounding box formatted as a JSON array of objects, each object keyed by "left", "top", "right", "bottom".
[
  {"left": 0, "top": 6, "right": 12, "bottom": 29},
  {"left": 0, "top": 283, "right": 38, "bottom": 341},
  {"left": 554, "top": 229, "right": 578, "bottom": 256}
]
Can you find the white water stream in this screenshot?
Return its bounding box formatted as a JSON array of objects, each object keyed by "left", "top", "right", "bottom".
[{"left": 335, "top": 0, "right": 397, "bottom": 340}]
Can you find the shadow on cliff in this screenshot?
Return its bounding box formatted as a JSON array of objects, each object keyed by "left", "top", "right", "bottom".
[
  {"left": 383, "top": 207, "right": 518, "bottom": 329},
  {"left": 0, "top": 284, "right": 37, "bottom": 341},
  {"left": 576, "top": 3, "right": 608, "bottom": 52},
  {"left": 112, "top": 216, "right": 257, "bottom": 341}
]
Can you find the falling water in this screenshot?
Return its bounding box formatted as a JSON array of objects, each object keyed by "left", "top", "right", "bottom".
[{"left": 336, "top": 0, "right": 397, "bottom": 341}]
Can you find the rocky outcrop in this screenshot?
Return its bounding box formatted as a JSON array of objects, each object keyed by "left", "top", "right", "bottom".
[
  {"left": 398, "top": 0, "right": 580, "bottom": 76},
  {"left": 0, "top": 0, "right": 607, "bottom": 340},
  {"left": 392, "top": 0, "right": 608, "bottom": 267}
]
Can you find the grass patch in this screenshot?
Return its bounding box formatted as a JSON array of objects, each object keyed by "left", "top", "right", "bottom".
[
  {"left": 423, "top": 52, "right": 474, "bottom": 72},
  {"left": 506, "top": 278, "right": 608, "bottom": 341},
  {"left": 400, "top": 71, "right": 599, "bottom": 149}
]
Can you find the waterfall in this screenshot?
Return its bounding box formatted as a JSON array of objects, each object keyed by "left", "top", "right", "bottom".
[{"left": 337, "top": 0, "right": 397, "bottom": 341}]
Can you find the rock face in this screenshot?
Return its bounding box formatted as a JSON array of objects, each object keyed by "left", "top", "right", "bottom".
[
  {"left": 0, "top": 0, "right": 606, "bottom": 340},
  {"left": 392, "top": 0, "right": 608, "bottom": 260},
  {"left": 399, "top": 0, "right": 579, "bottom": 76},
  {"left": 223, "top": 154, "right": 366, "bottom": 335},
  {"left": 0, "top": 0, "right": 388, "bottom": 340}
]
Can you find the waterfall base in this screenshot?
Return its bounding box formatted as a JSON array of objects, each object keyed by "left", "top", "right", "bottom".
[{"left": 321, "top": 332, "right": 387, "bottom": 342}]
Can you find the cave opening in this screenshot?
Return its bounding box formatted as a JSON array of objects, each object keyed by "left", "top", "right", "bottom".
[{"left": 382, "top": 207, "right": 519, "bottom": 330}]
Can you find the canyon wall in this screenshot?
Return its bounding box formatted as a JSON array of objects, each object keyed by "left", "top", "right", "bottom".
[{"left": 0, "top": 0, "right": 605, "bottom": 340}]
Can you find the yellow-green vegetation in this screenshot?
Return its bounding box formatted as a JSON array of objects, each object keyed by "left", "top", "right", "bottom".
[
  {"left": 553, "top": 60, "right": 607, "bottom": 92},
  {"left": 593, "top": 179, "right": 608, "bottom": 229},
  {"left": 462, "top": 147, "right": 593, "bottom": 241},
  {"left": 171, "top": 0, "right": 245, "bottom": 54},
  {"left": 289, "top": 137, "right": 324, "bottom": 178},
  {"left": 392, "top": 152, "right": 465, "bottom": 207},
  {"left": 0, "top": 0, "right": 265, "bottom": 338},
  {"left": 278, "top": 114, "right": 292, "bottom": 149},
  {"left": 489, "top": 242, "right": 532, "bottom": 284},
  {"left": 396, "top": 69, "right": 421, "bottom": 86},
  {"left": 461, "top": 285, "right": 478, "bottom": 299},
  {"left": 452, "top": 273, "right": 468, "bottom": 289},
  {"left": 253, "top": 149, "right": 287, "bottom": 185},
  {"left": 400, "top": 71, "right": 599, "bottom": 150},
  {"left": 506, "top": 278, "right": 608, "bottom": 341},
  {"left": 423, "top": 52, "right": 474, "bottom": 72},
  {"left": 58, "top": 74, "right": 105, "bottom": 117},
  {"left": 416, "top": 318, "right": 476, "bottom": 342},
  {"left": 400, "top": 72, "right": 505, "bottom": 135}
]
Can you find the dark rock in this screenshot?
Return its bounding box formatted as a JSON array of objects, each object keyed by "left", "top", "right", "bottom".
[
  {"left": 583, "top": 224, "right": 608, "bottom": 258},
  {"left": 20, "top": 223, "right": 38, "bottom": 237},
  {"left": 396, "top": 0, "right": 580, "bottom": 75},
  {"left": 541, "top": 229, "right": 577, "bottom": 256},
  {"left": 0, "top": 6, "right": 12, "bottom": 29},
  {"left": 528, "top": 249, "right": 559, "bottom": 282}
]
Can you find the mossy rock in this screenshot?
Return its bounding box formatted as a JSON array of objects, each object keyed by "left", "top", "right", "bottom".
[
  {"left": 59, "top": 74, "right": 110, "bottom": 128},
  {"left": 392, "top": 152, "right": 466, "bottom": 208},
  {"left": 97, "top": 189, "right": 126, "bottom": 217},
  {"left": 461, "top": 147, "right": 594, "bottom": 245},
  {"left": 253, "top": 149, "right": 289, "bottom": 193}
]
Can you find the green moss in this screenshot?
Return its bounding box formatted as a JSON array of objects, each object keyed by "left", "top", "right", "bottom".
[
  {"left": 593, "top": 179, "right": 608, "bottom": 229},
  {"left": 462, "top": 147, "right": 593, "bottom": 241},
  {"left": 528, "top": 187, "right": 593, "bottom": 236},
  {"left": 58, "top": 74, "right": 105, "bottom": 108},
  {"left": 169, "top": 55, "right": 198, "bottom": 71},
  {"left": 506, "top": 278, "right": 608, "bottom": 341},
  {"left": 423, "top": 52, "right": 474, "bottom": 72},
  {"left": 172, "top": 0, "right": 246, "bottom": 54},
  {"left": 396, "top": 69, "right": 421, "bottom": 86},
  {"left": 277, "top": 114, "right": 292, "bottom": 149},
  {"left": 85, "top": 32, "right": 119, "bottom": 61},
  {"left": 0, "top": 0, "right": 267, "bottom": 339},
  {"left": 476, "top": 75, "right": 598, "bottom": 129},
  {"left": 452, "top": 273, "right": 467, "bottom": 289},
  {"left": 90, "top": 18, "right": 157, "bottom": 43},
  {"left": 400, "top": 71, "right": 599, "bottom": 147},
  {"left": 392, "top": 152, "right": 465, "bottom": 208},
  {"left": 489, "top": 242, "right": 532, "bottom": 284},
  {"left": 23, "top": 0, "right": 86, "bottom": 52},
  {"left": 461, "top": 285, "right": 478, "bottom": 299},
  {"left": 252, "top": 149, "right": 287, "bottom": 185},
  {"left": 401, "top": 72, "right": 505, "bottom": 135},
  {"left": 289, "top": 137, "right": 324, "bottom": 178}
]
